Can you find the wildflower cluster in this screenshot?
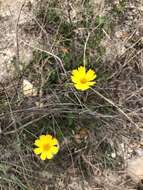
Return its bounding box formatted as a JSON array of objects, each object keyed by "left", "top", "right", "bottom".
[{"left": 33, "top": 66, "right": 96, "bottom": 160}]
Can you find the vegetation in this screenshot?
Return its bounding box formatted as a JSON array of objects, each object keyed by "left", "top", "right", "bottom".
[{"left": 0, "top": 0, "right": 142, "bottom": 189}]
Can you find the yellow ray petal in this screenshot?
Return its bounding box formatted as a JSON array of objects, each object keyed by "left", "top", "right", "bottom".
[
  {"left": 87, "top": 81, "right": 96, "bottom": 86},
  {"left": 74, "top": 83, "right": 90, "bottom": 91},
  {"left": 51, "top": 146, "right": 59, "bottom": 154},
  {"left": 33, "top": 148, "right": 42, "bottom": 155},
  {"left": 39, "top": 135, "right": 52, "bottom": 142},
  {"left": 72, "top": 69, "right": 79, "bottom": 76},
  {"left": 46, "top": 152, "right": 54, "bottom": 159},
  {"left": 71, "top": 75, "right": 80, "bottom": 83},
  {"left": 78, "top": 66, "right": 86, "bottom": 76},
  {"left": 51, "top": 138, "right": 59, "bottom": 146},
  {"left": 86, "top": 69, "right": 96, "bottom": 81},
  {"left": 45, "top": 134, "right": 53, "bottom": 141},
  {"left": 40, "top": 152, "right": 47, "bottom": 160},
  {"left": 34, "top": 139, "right": 42, "bottom": 147}
]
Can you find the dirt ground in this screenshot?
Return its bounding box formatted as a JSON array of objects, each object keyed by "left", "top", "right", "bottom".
[{"left": 0, "top": 0, "right": 143, "bottom": 189}]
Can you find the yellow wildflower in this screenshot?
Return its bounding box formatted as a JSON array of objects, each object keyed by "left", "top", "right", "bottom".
[
  {"left": 71, "top": 66, "right": 96, "bottom": 91},
  {"left": 33, "top": 134, "right": 59, "bottom": 160}
]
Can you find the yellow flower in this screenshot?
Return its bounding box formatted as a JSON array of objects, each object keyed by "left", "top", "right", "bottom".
[
  {"left": 71, "top": 66, "right": 96, "bottom": 91},
  {"left": 33, "top": 134, "right": 59, "bottom": 160}
]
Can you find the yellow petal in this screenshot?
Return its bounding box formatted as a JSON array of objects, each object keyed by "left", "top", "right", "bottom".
[
  {"left": 51, "top": 138, "right": 59, "bottom": 146},
  {"left": 74, "top": 83, "right": 90, "bottom": 91},
  {"left": 87, "top": 81, "right": 96, "bottom": 86},
  {"left": 72, "top": 69, "right": 79, "bottom": 76},
  {"left": 22, "top": 79, "right": 37, "bottom": 97},
  {"left": 40, "top": 153, "right": 47, "bottom": 160},
  {"left": 45, "top": 134, "right": 53, "bottom": 140},
  {"left": 51, "top": 146, "right": 59, "bottom": 154},
  {"left": 78, "top": 66, "right": 86, "bottom": 76},
  {"left": 39, "top": 134, "right": 52, "bottom": 142},
  {"left": 46, "top": 152, "right": 54, "bottom": 159},
  {"left": 71, "top": 69, "right": 81, "bottom": 82},
  {"left": 34, "top": 139, "right": 42, "bottom": 147},
  {"left": 33, "top": 148, "right": 42, "bottom": 155},
  {"left": 39, "top": 135, "right": 46, "bottom": 140},
  {"left": 71, "top": 75, "right": 80, "bottom": 83},
  {"left": 86, "top": 69, "right": 96, "bottom": 81}
]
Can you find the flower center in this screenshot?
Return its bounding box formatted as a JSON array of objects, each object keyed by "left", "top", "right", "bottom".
[
  {"left": 43, "top": 143, "right": 51, "bottom": 151},
  {"left": 80, "top": 77, "right": 87, "bottom": 84}
]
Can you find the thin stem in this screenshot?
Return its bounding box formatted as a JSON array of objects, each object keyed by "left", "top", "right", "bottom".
[
  {"left": 83, "top": 32, "right": 90, "bottom": 67},
  {"left": 21, "top": 40, "right": 67, "bottom": 76}
]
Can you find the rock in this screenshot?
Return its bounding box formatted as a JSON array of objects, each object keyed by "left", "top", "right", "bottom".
[
  {"left": 0, "top": 0, "right": 37, "bottom": 82},
  {"left": 127, "top": 157, "right": 143, "bottom": 183}
]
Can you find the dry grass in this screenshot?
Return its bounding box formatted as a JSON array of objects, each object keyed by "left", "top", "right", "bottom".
[{"left": 0, "top": 0, "right": 143, "bottom": 189}]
